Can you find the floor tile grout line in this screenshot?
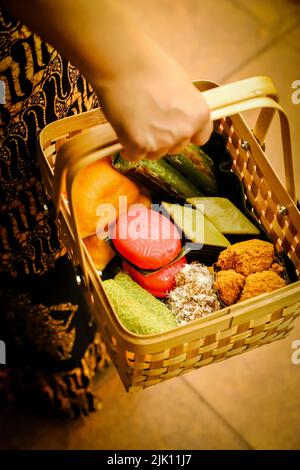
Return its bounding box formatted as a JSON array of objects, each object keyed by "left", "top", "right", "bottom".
[
  {"left": 180, "top": 376, "right": 254, "bottom": 450},
  {"left": 220, "top": 18, "right": 300, "bottom": 83}
]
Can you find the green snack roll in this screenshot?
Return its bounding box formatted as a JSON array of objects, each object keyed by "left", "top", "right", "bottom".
[
  {"left": 165, "top": 143, "right": 218, "bottom": 195},
  {"left": 112, "top": 152, "right": 202, "bottom": 200},
  {"left": 114, "top": 272, "right": 177, "bottom": 326},
  {"left": 103, "top": 275, "right": 177, "bottom": 335}
]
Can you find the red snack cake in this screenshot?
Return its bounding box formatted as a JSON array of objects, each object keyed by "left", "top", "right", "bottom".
[
  {"left": 123, "top": 256, "right": 187, "bottom": 298},
  {"left": 112, "top": 206, "right": 181, "bottom": 270}
]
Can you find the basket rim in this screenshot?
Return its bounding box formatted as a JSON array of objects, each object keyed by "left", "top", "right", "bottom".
[
  {"left": 92, "top": 232, "right": 300, "bottom": 345},
  {"left": 83, "top": 239, "right": 300, "bottom": 343},
  {"left": 37, "top": 101, "right": 300, "bottom": 352}
]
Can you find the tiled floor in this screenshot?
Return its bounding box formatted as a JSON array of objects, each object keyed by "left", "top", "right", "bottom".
[{"left": 1, "top": 0, "right": 300, "bottom": 450}]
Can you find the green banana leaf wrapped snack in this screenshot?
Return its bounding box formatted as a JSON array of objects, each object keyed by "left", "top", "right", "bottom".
[
  {"left": 165, "top": 143, "right": 218, "bottom": 195},
  {"left": 112, "top": 143, "right": 217, "bottom": 200},
  {"left": 112, "top": 151, "right": 203, "bottom": 200}
]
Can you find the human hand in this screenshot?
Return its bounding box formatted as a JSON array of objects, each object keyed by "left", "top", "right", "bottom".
[
  {"left": 94, "top": 47, "right": 213, "bottom": 161},
  {"left": 3, "top": 0, "right": 212, "bottom": 162}
]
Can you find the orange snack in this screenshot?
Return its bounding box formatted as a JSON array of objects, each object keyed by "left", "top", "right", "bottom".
[
  {"left": 217, "top": 247, "right": 237, "bottom": 271},
  {"left": 83, "top": 234, "right": 115, "bottom": 271},
  {"left": 73, "top": 157, "right": 140, "bottom": 238},
  {"left": 217, "top": 239, "right": 274, "bottom": 276},
  {"left": 240, "top": 270, "right": 286, "bottom": 301},
  {"left": 131, "top": 193, "right": 152, "bottom": 209},
  {"left": 270, "top": 262, "right": 285, "bottom": 276},
  {"left": 214, "top": 269, "right": 245, "bottom": 305}
]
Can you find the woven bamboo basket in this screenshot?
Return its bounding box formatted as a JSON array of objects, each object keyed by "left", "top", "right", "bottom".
[{"left": 37, "top": 76, "right": 300, "bottom": 392}]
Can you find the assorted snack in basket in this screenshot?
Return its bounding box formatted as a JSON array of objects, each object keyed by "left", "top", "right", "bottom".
[
  {"left": 112, "top": 143, "right": 218, "bottom": 199},
  {"left": 187, "top": 197, "right": 260, "bottom": 235},
  {"left": 112, "top": 206, "right": 182, "bottom": 270},
  {"left": 72, "top": 156, "right": 140, "bottom": 238},
  {"left": 216, "top": 239, "right": 275, "bottom": 276},
  {"left": 213, "top": 269, "right": 245, "bottom": 306},
  {"left": 166, "top": 262, "right": 220, "bottom": 325},
  {"left": 123, "top": 257, "right": 187, "bottom": 299},
  {"left": 162, "top": 201, "right": 230, "bottom": 248},
  {"left": 214, "top": 239, "right": 287, "bottom": 305},
  {"left": 103, "top": 273, "right": 177, "bottom": 335},
  {"left": 83, "top": 234, "right": 115, "bottom": 270},
  {"left": 71, "top": 155, "right": 152, "bottom": 270},
  {"left": 112, "top": 205, "right": 189, "bottom": 299},
  {"left": 163, "top": 143, "right": 218, "bottom": 195},
  {"left": 239, "top": 270, "right": 286, "bottom": 301},
  {"left": 71, "top": 140, "right": 290, "bottom": 335}
]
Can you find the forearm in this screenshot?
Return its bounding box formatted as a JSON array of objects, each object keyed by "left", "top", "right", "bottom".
[
  {"left": 0, "top": 0, "right": 158, "bottom": 87},
  {"left": 1, "top": 0, "right": 213, "bottom": 159}
]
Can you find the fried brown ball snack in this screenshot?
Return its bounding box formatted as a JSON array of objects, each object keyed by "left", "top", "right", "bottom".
[
  {"left": 240, "top": 270, "right": 286, "bottom": 301},
  {"left": 217, "top": 239, "right": 274, "bottom": 276},
  {"left": 270, "top": 262, "right": 285, "bottom": 276},
  {"left": 214, "top": 270, "right": 245, "bottom": 305},
  {"left": 217, "top": 247, "right": 237, "bottom": 271}
]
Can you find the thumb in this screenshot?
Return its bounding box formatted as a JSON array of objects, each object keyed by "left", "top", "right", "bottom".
[{"left": 191, "top": 120, "right": 214, "bottom": 146}]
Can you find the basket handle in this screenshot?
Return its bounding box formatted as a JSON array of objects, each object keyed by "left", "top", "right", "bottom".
[
  {"left": 49, "top": 76, "right": 296, "bottom": 283},
  {"left": 52, "top": 76, "right": 295, "bottom": 211}
]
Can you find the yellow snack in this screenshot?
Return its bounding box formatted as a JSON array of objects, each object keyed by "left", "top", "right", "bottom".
[
  {"left": 162, "top": 202, "right": 230, "bottom": 248},
  {"left": 187, "top": 197, "right": 260, "bottom": 235}
]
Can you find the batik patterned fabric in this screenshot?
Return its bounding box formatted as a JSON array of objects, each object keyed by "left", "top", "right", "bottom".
[
  {"left": 0, "top": 8, "right": 109, "bottom": 417},
  {"left": 0, "top": 8, "right": 99, "bottom": 277}
]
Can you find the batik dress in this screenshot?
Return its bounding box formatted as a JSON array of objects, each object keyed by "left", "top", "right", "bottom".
[{"left": 0, "top": 8, "right": 108, "bottom": 417}]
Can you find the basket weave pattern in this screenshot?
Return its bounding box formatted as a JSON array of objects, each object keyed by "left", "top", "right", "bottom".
[
  {"left": 102, "top": 307, "right": 298, "bottom": 391},
  {"left": 102, "top": 119, "right": 300, "bottom": 391},
  {"left": 220, "top": 119, "right": 300, "bottom": 277},
  {"left": 39, "top": 86, "right": 300, "bottom": 392}
]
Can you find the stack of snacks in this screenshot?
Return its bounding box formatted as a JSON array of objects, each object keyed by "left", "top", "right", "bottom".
[{"left": 214, "top": 239, "right": 287, "bottom": 305}]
